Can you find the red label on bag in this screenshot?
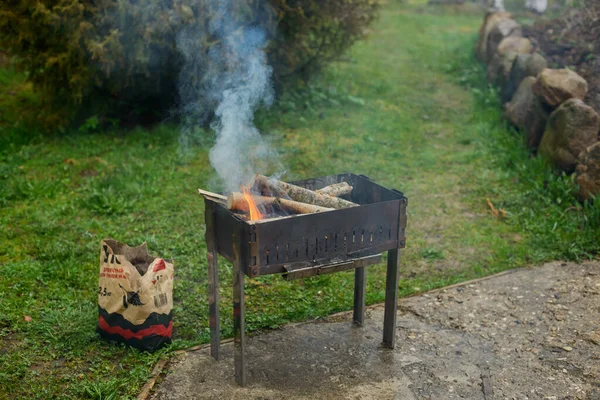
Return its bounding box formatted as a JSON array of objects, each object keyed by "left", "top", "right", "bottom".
[
  {"left": 153, "top": 259, "right": 166, "bottom": 273},
  {"left": 98, "top": 316, "right": 173, "bottom": 339}
]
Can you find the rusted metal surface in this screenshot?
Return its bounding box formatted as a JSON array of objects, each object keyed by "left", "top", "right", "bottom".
[
  {"left": 231, "top": 227, "right": 246, "bottom": 386},
  {"left": 382, "top": 197, "right": 407, "bottom": 348},
  {"left": 204, "top": 200, "right": 220, "bottom": 361},
  {"left": 281, "top": 254, "right": 381, "bottom": 281},
  {"left": 251, "top": 200, "right": 399, "bottom": 271},
  {"left": 382, "top": 248, "right": 401, "bottom": 348},
  {"left": 202, "top": 173, "right": 408, "bottom": 386},
  {"left": 212, "top": 204, "right": 240, "bottom": 263},
  {"left": 353, "top": 266, "right": 366, "bottom": 326},
  {"left": 208, "top": 174, "right": 406, "bottom": 276}
]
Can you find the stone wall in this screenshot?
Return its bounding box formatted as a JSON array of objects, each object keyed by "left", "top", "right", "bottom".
[{"left": 476, "top": 11, "right": 600, "bottom": 201}]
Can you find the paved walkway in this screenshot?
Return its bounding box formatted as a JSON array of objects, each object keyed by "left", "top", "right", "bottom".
[{"left": 151, "top": 261, "right": 600, "bottom": 399}]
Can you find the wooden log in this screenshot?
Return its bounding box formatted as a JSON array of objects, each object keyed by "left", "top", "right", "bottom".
[
  {"left": 198, "top": 189, "right": 227, "bottom": 204},
  {"left": 252, "top": 175, "right": 358, "bottom": 209},
  {"left": 251, "top": 175, "right": 287, "bottom": 198},
  {"left": 227, "top": 192, "right": 333, "bottom": 215},
  {"left": 316, "top": 182, "right": 353, "bottom": 197},
  {"left": 277, "top": 198, "right": 334, "bottom": 214}
]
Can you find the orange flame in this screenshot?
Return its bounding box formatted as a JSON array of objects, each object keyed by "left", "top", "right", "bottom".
[{"left": 241, "top": 186, "right": 263, "bottom": 221}]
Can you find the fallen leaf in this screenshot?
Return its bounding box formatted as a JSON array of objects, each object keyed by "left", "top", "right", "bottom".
[
  {"left": 486, "top": 197, "right": 506, "bottom": 219},
  {"left": 79, "top": 169, "right": 98, "bottom": 178},
  {"left": 93, "top": 157, "right": 108, "bottom": 165},
  {"left": 24, "top": 316, "right": 32, "bottom": 322}
]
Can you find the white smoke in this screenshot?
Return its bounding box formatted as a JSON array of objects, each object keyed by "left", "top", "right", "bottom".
[{"left": 177, "top": 0, "right": 281, "bottom": 193}]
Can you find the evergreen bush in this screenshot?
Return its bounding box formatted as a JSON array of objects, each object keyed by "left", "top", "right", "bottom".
[{"left": 0, "top": 0, "right": 378, "bottom": 129}]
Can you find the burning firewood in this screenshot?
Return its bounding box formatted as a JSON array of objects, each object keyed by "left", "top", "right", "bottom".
[
  {"left": 252, "top": 174, "right": 358, "bottom": 209},
  {"left": 315, "top": 182, "right": 353, "bottom": 197},
  {"left": 227, "top": 192, "right": 276, "bottom": 211},
  {"left": 227, "top": 192, "right": 333, "bottom": 215}
]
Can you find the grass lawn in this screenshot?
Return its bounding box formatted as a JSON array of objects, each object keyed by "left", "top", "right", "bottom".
[{"left": 1, "top": 1, "right": 599, "bottom": 399}]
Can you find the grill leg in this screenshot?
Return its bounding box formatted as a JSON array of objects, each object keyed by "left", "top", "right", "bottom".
[
  {"left": 382, "top": 249, "right": 401, "bottom": 348},
  {"left": 353, "top": 267, "right": 366, "bottom": 326},
  {"left": 232, "top": 235, "right": 247, "bottom": 386},
  {"left": 205, "top": 201, "right": 220, "bottom": 360}
]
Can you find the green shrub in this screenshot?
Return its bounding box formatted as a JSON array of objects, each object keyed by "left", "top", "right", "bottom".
[{"left": 0, "top": 0, "right": 378, "bottom": 130}]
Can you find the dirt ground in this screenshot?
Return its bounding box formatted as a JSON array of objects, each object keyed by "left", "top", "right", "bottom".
[
  {"left": 524, "top": 11, "right": 600, "bottom": 115},
  {"left": 150, "top": 261, "right": 600, "bottom": 399}
]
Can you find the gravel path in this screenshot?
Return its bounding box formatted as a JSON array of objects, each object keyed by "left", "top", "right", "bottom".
[{"left": 151, "top": 261, "right": 600, "bottom": 399}]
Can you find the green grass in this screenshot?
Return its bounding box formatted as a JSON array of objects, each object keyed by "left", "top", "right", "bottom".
[{"left": 1, "top": 1, "right": 599, "bottom": 399}]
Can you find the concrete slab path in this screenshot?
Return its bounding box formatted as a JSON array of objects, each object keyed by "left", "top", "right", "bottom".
[{"left": 151, "top": 261, "right": 600, "bottom": 399}]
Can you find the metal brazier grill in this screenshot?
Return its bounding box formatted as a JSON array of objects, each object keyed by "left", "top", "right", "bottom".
[{"left": 203, "top": 173, "right": 408, "bottom": 386}]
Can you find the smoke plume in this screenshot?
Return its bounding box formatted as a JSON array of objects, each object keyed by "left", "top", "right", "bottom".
[{"left": 177, "top": 0, "right": 281, "bottom": 192}]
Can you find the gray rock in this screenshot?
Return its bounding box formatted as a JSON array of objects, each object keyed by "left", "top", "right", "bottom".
[
  {"left": 485, "top": 19, "right": 522, "bottom": 64},
  {"left": 488, "top": 51, "right": 518, "bottom": 86},
  {"left": 475, "top": 11, "right": 513, "bottom": 61},
  {"left": 533, "top": 68, "right": 588, "bottom": 108},
  {"left": 539, "top": 99, "right": 600, "bottom": 172},
  {"left": 487, "top": 37, "right": 533, "bottom": 84},
  {"left": 505, "top": 76, "right": 551, "bottom": 149},
  {"left": 576, "top": 142, "right": 600, "bottom": 201},
  {"left": 501, "top": 53, "right": 547, "bottom": 103}
]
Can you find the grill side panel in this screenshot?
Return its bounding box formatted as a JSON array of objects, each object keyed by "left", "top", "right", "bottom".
[
  {"left": 212, "top": 202, "right": 242, "bottom": 263},
  {"left": 254, "top": 200, "right": 401, "bottom": 274}
]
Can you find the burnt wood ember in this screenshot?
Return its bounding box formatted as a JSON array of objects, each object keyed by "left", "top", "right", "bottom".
[{"left": 202, "top": 173, "right": 408, "bottom": 386}]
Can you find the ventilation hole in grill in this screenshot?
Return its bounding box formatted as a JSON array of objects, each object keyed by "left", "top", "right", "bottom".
[
  {"left": 296, "top": 241, "right": 299, "bottom": 258},
  {"left": 361, "top": 230, "right": 364, "bottom": 246},
  {"left": 315, "top": 237, "right": 319, "bottom": 255},
  {"left": 306, "top": 239, "right": 309, "bottom": 256},
  {"left": 334, "top": 234, "right": 338, "bottom": 251},
  {"left": 344, "top": 233, "right": 347, "bottom": 247},
  {"left": 380, "top": 225, "right": 383, "bottom": 236},
  {"left": 388, "top": 225, "right": 392, "bottom": 239},
  {"left": 352, "top": 230, "right": 356, "bottom": 245},
  {"left": 285, "top": 243, "right": 289, "bottom": 261},
  {"left": 266, "top": 249, "right": 270, "bottom": 264},
  {"left": 325, "top": 236, "right": 328, "bottom": 253},
  {"left": 370, "top": 231, "right": 374, "bottom": 243},
  {"left": 276, "top": 245, "right": 280, "bottom": 261}
]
